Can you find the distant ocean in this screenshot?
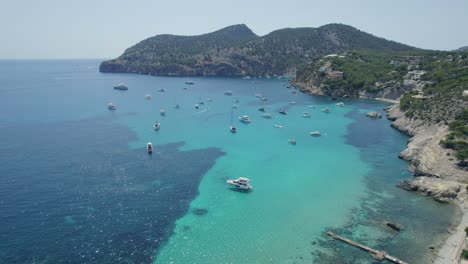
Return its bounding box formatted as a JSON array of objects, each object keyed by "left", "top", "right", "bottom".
[{"left": 0, "top": 60, "right": 455, "bottom": 263}]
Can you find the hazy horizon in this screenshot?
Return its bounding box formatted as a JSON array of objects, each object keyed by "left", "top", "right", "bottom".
[{"left": 2, "top": 0, "right": 468, "bottom": 59}]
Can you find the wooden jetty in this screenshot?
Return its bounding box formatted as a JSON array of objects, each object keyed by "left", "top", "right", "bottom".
[{"left": 327, "top": 231, "right": 408, "bottom": 264}]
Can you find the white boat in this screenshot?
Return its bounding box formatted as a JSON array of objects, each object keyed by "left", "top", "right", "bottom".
[
  {"left": 230, "top": 125, "right": 237, "bottom": 133},
  {"left": 288, "top": 139, "right": 297, "bottom": 145},
  {"left": 336, "top": 102, "right": 345, "bottom": 107},
  {"left": 290, "top": 101, "right": 296, "bottom": 105},
  {"left": 147, "top": 142, "right": 153, "bottom": 154},
  {"left": 224, "top": 91, "right": 233, "bottom": 96},
  {"left": 279, "top": 110, "right": 288, "bottom": 115},
  {"left": 274, "top": 124, "right": 283, "bottom": 128},
  {"left": 260, "top": 97, "right": 267, "bottom": 101},
  {"left": 232, "top": 104, "right": 238, "bottom": 109},
  {"left": 308, "top": 105, "right": 316, "bottom": 108},
  {"left": 154, "top": 122, "right": 160, "bottom": 130},
  {"left": 322, "top": 108, "right": 330, "bottom": 113},
  {"left": 157, "top": 88, "right": 166, "bottom": 92},
  {"left": 255, "top": 93, "right": 264, "bottom": 98},
  {"left": 262, "top": 113, "right": 273, "bottom": 119},
  {"left": 258, "top": 106, "right": 266, "bottom": 112},
  {"left": 238, "top": 115, "right": 251, "bottom": 123},
  {"left": 107, "top": 103, "right": 117, "bottom": 110},
  {"left": 302, "top": 112, "right": 311, "bottom": 118},
  {"left": 113, "top": 83, "right": 128, "bottom": 90},
  {"left": 207, "top": 98, "right": 213, "bottom": 102},
  {"left": 145, "top": 94, "right": 152, "bottom": 100},
  {"left": 310, "top": 131, "right": 321, "bottom": 136},
  {"left": 226, "top": 177, "right": 252, "bottom": 190},
  {"left": 195, "top": 104, "right": 199, "bottom": 109},
  {"left": 233, "top": 98, "right": 239, "bottom": 103},
  {"left": 174, "top": 104, "right": 180, "bottom": 109},
  {"left": 160, "top": 109, "right": 166, "bottom": 116},
  {"left": 185, "top": 81, "right": 194, "bottom": 85}
]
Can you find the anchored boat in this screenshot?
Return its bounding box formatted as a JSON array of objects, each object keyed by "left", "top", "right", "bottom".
[
  {"left": 113, "top": 83, "right": 128, "bottom": 90},
  {"left": 107, "top": 103, "right": 117, "bottom": 110},
  {"left": 226, "top": 177, "right": 252, "bottom": 191},
  {"left": 310, "top": 131, "right": 321, "bottom": 136},
  {"left": 239, "top": 115, "right": 251, "bottom": 123},
  {"left": 147, "top": 142, "right": 153, "bottom": 154},
  {"left": 154, "top": 122, "right": 161, "bottom": 130}
]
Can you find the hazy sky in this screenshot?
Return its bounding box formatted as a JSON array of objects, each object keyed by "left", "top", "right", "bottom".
[{"left": 1, "top": 0, "right": 467, "bottom": 59}]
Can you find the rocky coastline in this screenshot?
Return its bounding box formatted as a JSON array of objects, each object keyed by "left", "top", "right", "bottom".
[{"left": 385, "top": 103, "right": 467, "bottom": 264}]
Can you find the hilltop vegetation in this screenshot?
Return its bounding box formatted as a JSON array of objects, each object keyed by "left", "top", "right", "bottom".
[
  {"left": 399, "top": 52, "right": 468, "bottom": 164},
  {"left": 295, "top": 51, "right": 411, "bottom": 97},
  {"left": 100, "top": 24, "right": 415, "bottom": 76}
]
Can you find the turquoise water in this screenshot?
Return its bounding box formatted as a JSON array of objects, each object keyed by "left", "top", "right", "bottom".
[{"left": 0, "top": 60, "right": 455, "bottom": 263}]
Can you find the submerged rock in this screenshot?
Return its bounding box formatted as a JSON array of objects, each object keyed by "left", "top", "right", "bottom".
[
  {"left": 385, "top": 222, "right": 402, "bottom": 232},
  {"left": 366, "top": 111, "right": 382, "bottom": 118}
]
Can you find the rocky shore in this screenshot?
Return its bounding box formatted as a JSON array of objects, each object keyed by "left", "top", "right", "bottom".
[{"left": 385, "top": 104, "right": 467, "bottom": 264}]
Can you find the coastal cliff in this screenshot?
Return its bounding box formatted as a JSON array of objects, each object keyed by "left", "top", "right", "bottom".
[
  {"left": 386, "top": 103, "right": 468, "bottom": 264},
  {"left": 386, "top": 104, "right": 466, "bottom": 189}
]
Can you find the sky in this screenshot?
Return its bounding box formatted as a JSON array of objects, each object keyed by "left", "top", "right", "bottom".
[{"left": 1, "top": 0, "right": 467, "bottom": 59}]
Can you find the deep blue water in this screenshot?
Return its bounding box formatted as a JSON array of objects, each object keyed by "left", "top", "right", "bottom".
[{"left": 0, "top": 116, "right": 224, "bottom": 263}]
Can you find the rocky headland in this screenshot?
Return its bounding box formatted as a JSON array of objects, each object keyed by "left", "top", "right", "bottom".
[{"left": 386, "top": 103, "right": 467, "bottom": 264}]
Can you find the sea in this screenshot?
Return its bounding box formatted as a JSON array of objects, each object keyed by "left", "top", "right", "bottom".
[{"left": 0, "top": 60, "right": 457, "bottom": 264}]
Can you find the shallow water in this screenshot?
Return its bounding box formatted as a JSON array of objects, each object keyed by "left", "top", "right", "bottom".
[{"left": 0, "top": 60, "right": 455, "bottom": 263}]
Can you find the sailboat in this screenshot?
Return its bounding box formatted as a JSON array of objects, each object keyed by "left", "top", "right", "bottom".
[{"left": 229, "top": 107, "right": 237, "bottom": 133}]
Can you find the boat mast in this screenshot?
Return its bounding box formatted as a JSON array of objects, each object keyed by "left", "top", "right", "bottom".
[{"left": 230, "top": 107, "right": 234, "bottom": 126}]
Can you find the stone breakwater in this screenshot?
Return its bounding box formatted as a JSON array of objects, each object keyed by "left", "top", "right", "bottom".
[{"left": 385, "top": 103, "right": 468, "bottom": 264}]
